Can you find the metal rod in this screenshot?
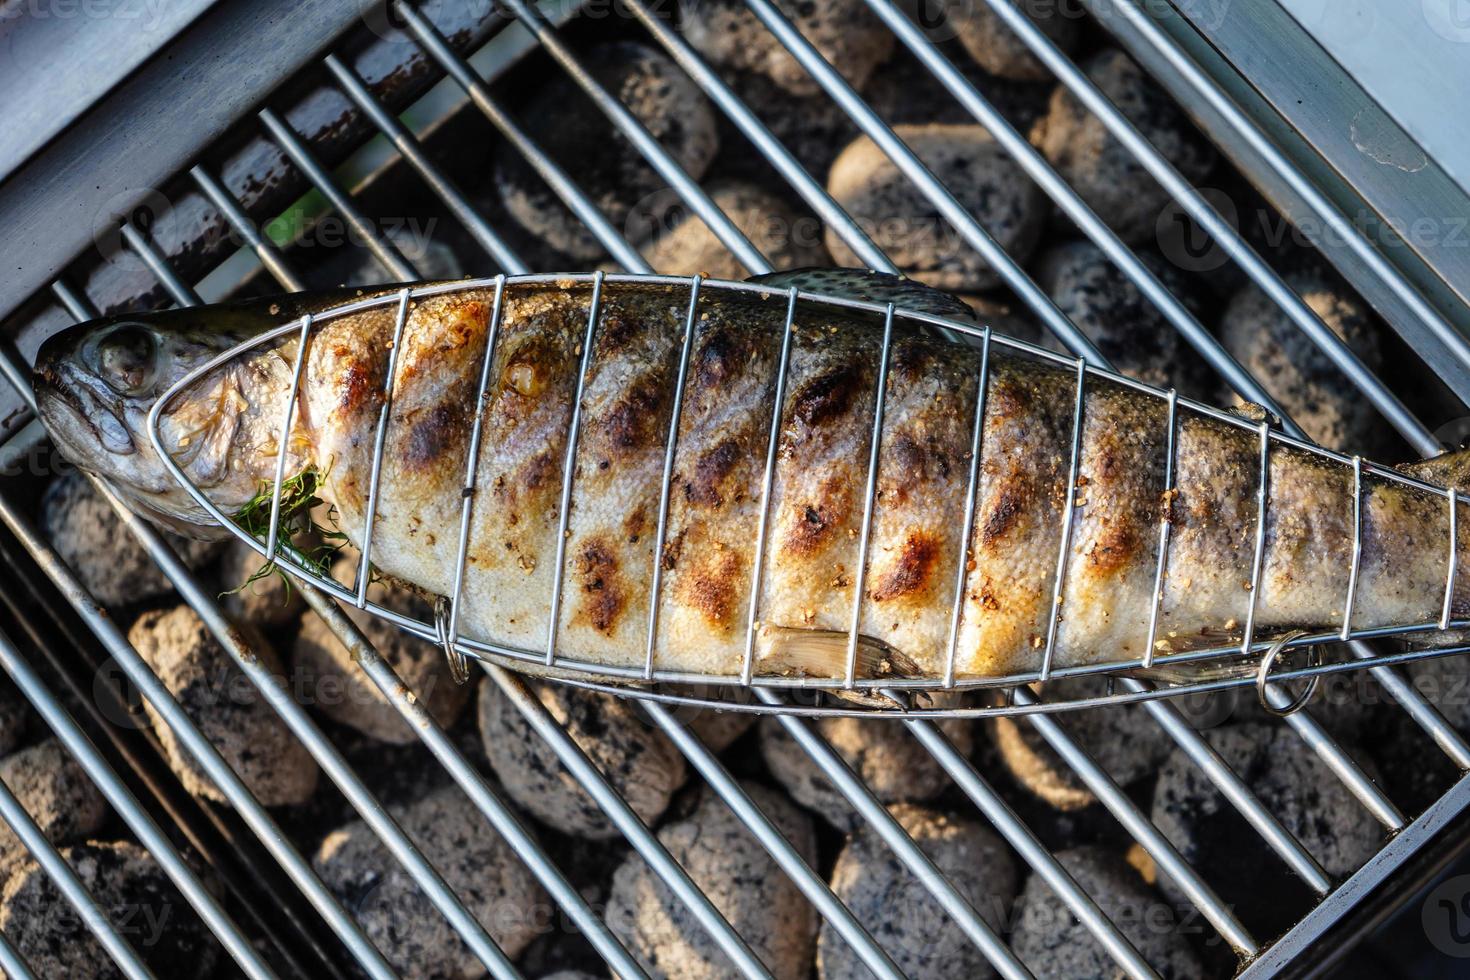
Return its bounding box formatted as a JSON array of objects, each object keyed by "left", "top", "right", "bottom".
[
  {"left": 1270, "top": 690, "right": 1406, "bottom": 832},
  {"left": 322, "top": 53, "right": 525, "bottom": 273},
  {"left": 1442, "top": 489, "right": 1459, "bottom": 630},
  {"left": 1041, "top": 358, "right": 1087, "bottom": 680},
  {"left": 264, "top": 313, "right": 313, "bottom": 560},
  {"left": 497, "top": 0, "right": 771, "bottom": 275},
  {"left": 1240, "top": 421, "right": 1271, "bottom": 656},
  {"left": 0, "top": 924, "right": 37, "bottom": 980},
  {"left": 943, "top": 326, "right": 992, "bottom": 688},
  {"left": 1117, "top": 678, "right": 1333, "bottom": 894},
  {"left": 844, "top": 303, "right": 895, "bottom": 687},
  {"left": 900, "top": 714, "right": 1158, "bottom": 980},
  {"left": 191, "top": 165, "right": 307, "bottom": 292},
  {"left": 1141, "top": 389, "right": 1178, "bottom": 669},
  {"left": 545, "top": 271, "right": 605, "bottom": 666},
  {"left": 644, "top": 703, "right": 906, "bottom": 980},
  {"left": 753, "top": 689, "right": 1033, "bottom": 980},
  {"left": 356, "top": 288, "right": 413, "bottom": 605},
  {"left": 448, "top": 276, "right": 509, "bottom": 646},
  {"left": 737, "top": 0, "right": 1103, "bottom": 364},
  {"left": 616, "top": 0, "right": 893, "bottom": 272},
  {"left": 298, "top": 588, "right": 651, "bottom": 980},
  {"left": 740, "top": 288, "right": 800, "bottom": 685},
  {"left": 1011, "top": 686, "right": 1257, "bottom": 954},
  {"left": 395, "top": 0, "right": 649, "bottom": 273},
  {"left": 0, "top": 760, "right": 157, "bottom": 980},
  {"left": 1093, "top": 0, "right": 1470, "bottom": 424},
  {"left": 644, "top": 277, "right": 702, "bottom": 678},
  {"left": 1342, "top": 456, "right": 1363, "bottom": 641},
  {"left": 0, "top": 626, "right": 274, "bottom": 980},
  {"left": 489, "top": 665, "right": 774, "bottom": 979},
  {"left": 257, "top": 106, "right": 419, "bottom": 282}
]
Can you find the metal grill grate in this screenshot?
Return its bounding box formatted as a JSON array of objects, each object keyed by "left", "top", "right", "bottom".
[{"left": 0, "top": 0, "right": 1468, "bottom": 978}]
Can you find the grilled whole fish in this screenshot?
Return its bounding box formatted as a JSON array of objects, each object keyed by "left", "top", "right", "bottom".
[{"left": 32, "top": 271, "right": 1470, "bottom": 684}]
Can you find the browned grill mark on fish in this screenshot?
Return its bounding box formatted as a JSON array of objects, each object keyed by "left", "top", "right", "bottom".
[
  {"left": 694, "top": 326, "right": 741, "bottom": 390},
  {"left": 686, "top": 437, "right": 743, "bottom": 508},
  {"left": 402, "top": 402, "right": 464, "bottom": 472},
  {"left": 979, "top": 474, "right": 1028, "bottom": 549},
  {"left": 676, "top": 544, "right": 741, "bottom": 632},
  {"left": 574, "top": 538, "right": 625, "bottom": 634},
  {"left": 870, "top": 531, "right": 940, "bottom": 602},
  {"left": 782, "top": 481, "right": 851, "bottom": 559},
  {"left": 588, "top": 373, "right": 664, "bottom": 461},
  {"left": 788, "top": 363, "right": 863, "bottom": 434}
]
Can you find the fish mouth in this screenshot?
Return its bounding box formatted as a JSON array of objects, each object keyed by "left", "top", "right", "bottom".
[{"left": 34, "top": 369, "right": 137, "bottom": 459}]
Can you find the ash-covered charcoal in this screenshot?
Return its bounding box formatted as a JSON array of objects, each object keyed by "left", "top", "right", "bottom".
[
  {"left": 684, "top": 707, "right": 757, "bottom": 753},
  {"left": 817, "top": 803, "right": 1018, "bottom": 980},
  {"left": 215, "top": 539, "right": 305, "bottom": 632},
  {"left": 127, "top": 605, "right": 319, "bottom": 806},
  {"left": 0, "top": 738, "right": 108, "bottom": 860},
  {"left": 292, "top": 556, "right": 469, "bottom": 744},
  {"left": 638, "top": 181, "right": 829, "bottom": 281},
  {"left": 987, "top": 678, "right": 1175, "bottom": 812},
  {"left": 678, "top": 0, "right": 893, "bottom": 96},
  {"left": 861, "top": 49, "right": 1053, "bottom": 134},
  {"left": 825, "top": 124, "right": 1046, "bottom": 291},
  {"left": 1151, "top": 723, "right": 1385, "bottom": 917},
  {"left": 606, "top": 781, "right": 818, "bottom": 979},
  {"left": 495, "top": 41, "right": 719, "bottom": 262},
  {"left": 1034, "top": 239, "right": 1213, "bottom": 395},
  {"left": 933, "top": 0, "right": 1084, "bottom": 81},
  {"left": 1219, "top": 271, "right": 1386, "bottom": 452},
  {"left": 314, "top": 783, "right": 549, "bottom": 977},
  {"left": 479, "top": 679, "right": 686, "bottom": 840},
  {"left": 42, "top": 472, "right": 226, "bottom": 608},
  {"left": 1030, "top": 49, "right": 1217, "bottom": 245},
  {"left": 759, "top": 704, "right": 973, "bottom": 829},
  {"left": 1010, "top": 845, "right": 1202, "bottom": 979},
  {"left": 0, "top": 840, "right": 219, "bottom": 978}
]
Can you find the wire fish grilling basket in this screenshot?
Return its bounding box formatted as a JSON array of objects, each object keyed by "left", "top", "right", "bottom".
[{"left": 145, "top": 271, "right": 1470, "bottom": 720}]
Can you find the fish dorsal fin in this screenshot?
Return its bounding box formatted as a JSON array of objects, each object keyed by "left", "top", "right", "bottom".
[{"left": 746, "top": 267, "right": 975, "bottom": 321}]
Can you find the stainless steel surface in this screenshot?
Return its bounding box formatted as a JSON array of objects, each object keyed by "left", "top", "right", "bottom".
[{"left": 0, "top": 0, "right": 1467, "bottom": 976}]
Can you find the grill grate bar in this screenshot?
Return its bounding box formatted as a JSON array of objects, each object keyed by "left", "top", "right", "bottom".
[
  {"left": 753, "top": 689, "right": 1033, "bottom": 980},
  {"left": 646, "top": 701, "right": 907, "bottom": 979},
  {"left": 323, "top": 53, "right": 526, "bottom": 274},
  {"left": 0, "top": 348, "right": 397, "bottom": 980},
  {"left": 191, "top": 165, "right": 306, "bottom": 293},
  {"left": 396, "top": 0, "right": 651, "bottom": 274},
  {"left": 497, "top": 0, "right": 772, "bottom": 275},
  {"left": 1090, "top": 0, "right": 1470, "bottom": 396},
  {"left": 0, "top": 617, "right": 273, "bottom": 979},
  {"left": 0, "top": 686, "right": 157, "bottom": 980}
]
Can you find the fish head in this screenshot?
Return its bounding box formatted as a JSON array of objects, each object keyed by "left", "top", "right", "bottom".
[{"left": 33, "top": 306, "right": 294, "bottom": 539}]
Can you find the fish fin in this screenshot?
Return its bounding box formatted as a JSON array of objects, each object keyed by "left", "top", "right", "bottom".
[
  {"left": 753, "top": 624, "right": 921, "bottom": 679},
  {"left": 746, "top": 267, "right": 975, "bottom": 322},
  {"left": 1226, "top": 402, "right": 1280, "bottom": 426},
  {"left": 1401, "top": 446, "right": 1470, "bottom": 492}
]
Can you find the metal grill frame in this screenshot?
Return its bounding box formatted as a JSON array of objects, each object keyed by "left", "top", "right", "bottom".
[{"left": 0, "top": 0, "right": 1466, "bottom": 978}]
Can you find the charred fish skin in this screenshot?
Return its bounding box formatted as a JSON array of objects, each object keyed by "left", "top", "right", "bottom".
[{"left": 31, "top": 273, "right": 1470, "bottom": 684}]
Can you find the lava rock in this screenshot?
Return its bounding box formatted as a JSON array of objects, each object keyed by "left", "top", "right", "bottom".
[
  {"left": 605, "top": 782, "right": 818, "bottom": 979},
  {"left": 639, "top": 181, "right": 829, "bottom": 281},
  {"left": 315, "top": 783, "right": 549, "bottom": 977},
  {"left": 937, "top": 0, "right": 1084, "bottom": 81},
  {"left": 1010, "top": 845, "right": 1202, "bottom": 979},
  {"left": 1151, "top": 723, "right": 1385, "bottom": 908},
  {"left": 292, "top": 556, "right": 470, "bottom": 744},
  {"left": 479, "top": 678, "right": 686, "bottom": 840},
  {"left": 818, "top": 803, "right": 1018, "bottom": 979},
  {"left": 1034, "top": 239, "right": 1213, "bottom": 395},
  {"left": 215, "top": 539, "right": 304, "bottom": 632},
  {"left": 1218, "top": 272, "right": 1386, "bottom": 452},
  {"left": 987, "top": 676, "right": 1176, "bottom": 812},
  {"left": 0, "top": 739, "right": 108, "bottom": 860},
  {"left": 42, "top": 472, "right": 225, "bottom": 608},
  {"left": 0, "top": 840, "right": 219, "bottom": 978},
  {"left": 127, "top": 605, "right": 319, "bottom": 806},
  {"left": 1031, "top": 49, "right": 1216, "bottom": 244},
  {"left": 759, "top": 702, "right": 973, "bottom": 829},
  {"left": 679, "top": 0, "right": 893, "bottom": 96},
  {"left": 714, "top": 70, "right": 862, "bottom": 183},
  {"left": 495, "top": 41, "right": 718, "bottom": 261},
  {"left": 826, "top": 124, "right": 1046, "bottom": 291}
]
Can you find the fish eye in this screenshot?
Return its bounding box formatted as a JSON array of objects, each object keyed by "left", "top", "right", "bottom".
[{"left": 94, "top": 325, "right": 158, "bottom": 396}]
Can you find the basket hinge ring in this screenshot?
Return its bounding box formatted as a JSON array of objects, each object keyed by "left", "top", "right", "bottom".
[
  {"left": 1256, "top": 629, "right": 1320, "bottom": 717},
  {"left": 433, "top": 596, "right": 472, "bottom": 686}
]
